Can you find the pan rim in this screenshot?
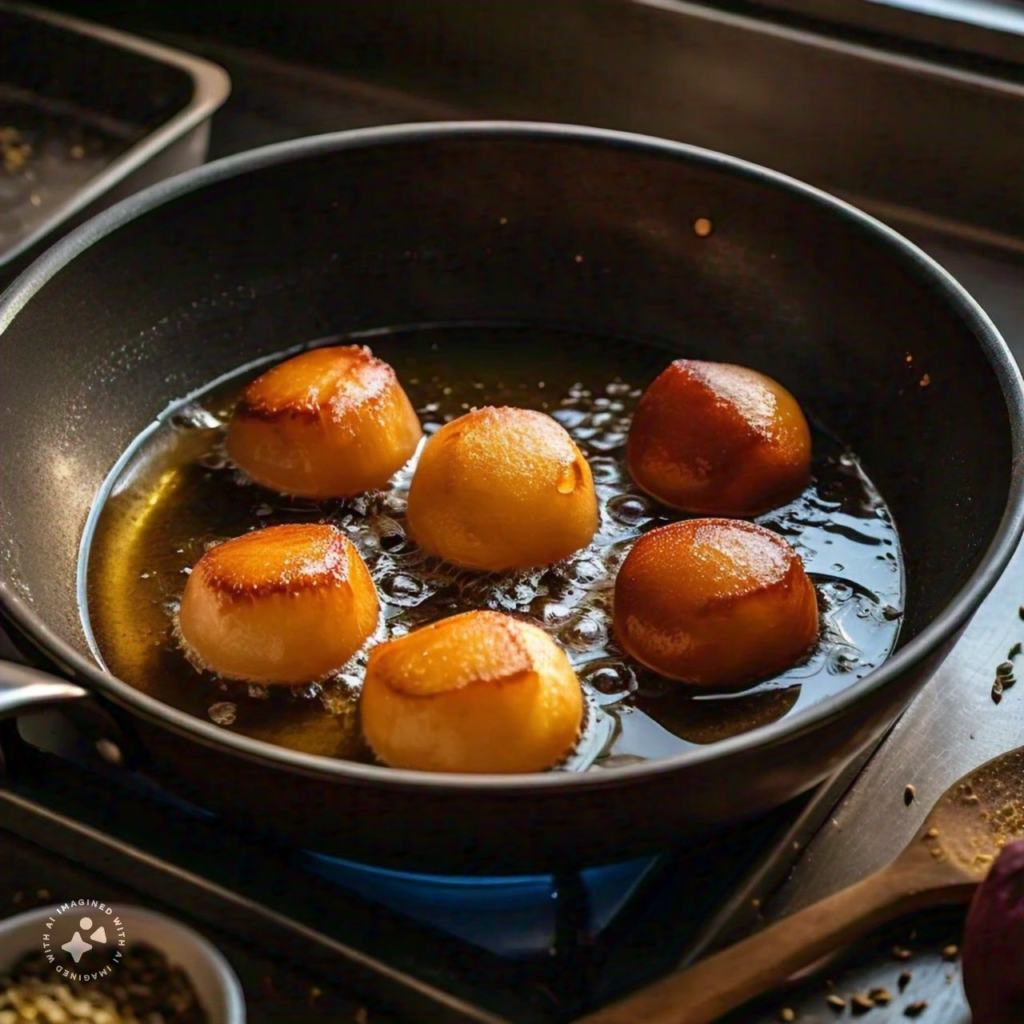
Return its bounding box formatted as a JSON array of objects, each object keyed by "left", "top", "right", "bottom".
[{"left": 2, "top": 120, "right": 1022, "bottom": 792}]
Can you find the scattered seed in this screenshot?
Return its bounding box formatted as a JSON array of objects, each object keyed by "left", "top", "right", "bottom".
[
  {"left": 851, "top": 994, "right": 875, "bottom": 1014},
  {"left": 898, "top": 970, "right": 912, "bottom": 990},
  {"left": 904, "top": 1001, "right": 928, "bottom": 1017},
  {"left": 779, "top": 1009, "right": 797, "bottom": 1023},
  {"left": 904, "top": 784, "right": 916, "bottom": 806},
  {"left": 919, "top": 374, "right": 931, "bottom": 388},
  {"left": 926, "top": 828, "right": 940, "bottom": 838},
  {"left": 942, "top": 944, "right": 959, "bottom": 961},
  {"left": 826, "top": 994, "right": 847, "bottom": 1011},
  {"left": 693, "top": 217, "right": 713, "bottom": 237},
  {"left": 354, "top": 1009, "right": 369, "bottom": 1024},
  {"left": 870, "top": 988, "right": 893, "bottom": 1005},
  {"left": 892, "top": 945, "right": 914, "bottom": 960}
]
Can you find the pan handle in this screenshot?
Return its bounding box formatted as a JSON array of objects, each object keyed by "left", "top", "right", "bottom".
[{"left": 0, "top": 661, "right": 89, "bottom": 719}]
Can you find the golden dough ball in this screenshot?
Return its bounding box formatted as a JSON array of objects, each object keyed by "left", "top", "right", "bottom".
[
  {"left": 361, "top": 611, "right": 584, "bottom": 773},
  {"left": 626, "top": 359, "right": 811, "bottom": 516},
  {"left": 614, "top": 519, "right": 818, "bottom": 688},
  {"left": 178, "top": 523, "right": 379, "bottom": 684},
  {"left": 227, "top": 345, "right": 422, "bottom": 498},
  {"left": 406, "top": 407, "right": 598, "bottom": 571}
]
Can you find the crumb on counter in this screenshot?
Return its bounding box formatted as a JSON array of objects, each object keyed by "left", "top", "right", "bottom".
[
  {"left": 851, "top": 993, "right": 875, "bottom": 1014},
  {"left": 0, "top": 126, "right": 32, "bottom": 174}
]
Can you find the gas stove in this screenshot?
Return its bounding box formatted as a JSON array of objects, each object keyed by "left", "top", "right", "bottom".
[{"left": 0, "top": 641, "right": 824, "bottom": 1023}]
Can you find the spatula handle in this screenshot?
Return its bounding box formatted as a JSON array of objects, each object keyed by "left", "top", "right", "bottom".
[{"left": 577, "top": 861, "right": 969, "bottom": 1024}]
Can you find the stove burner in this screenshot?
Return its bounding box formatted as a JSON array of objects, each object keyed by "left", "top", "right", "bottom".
[
  {"left": 14, "top": 709, "right": 661, "bottom": 959},
  {"left": 299, "top": 851, "right": 660, "bottom": 957},
  {"left": 2, "top": 700, "right": 815, "bottom": 1022}
]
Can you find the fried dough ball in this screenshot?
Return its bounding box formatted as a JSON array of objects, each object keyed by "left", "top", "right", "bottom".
[
  {"left": 614, "top": 519, "right": 818, "bottom": 688},
  {"left": 227, "top": 345, "right": 422, "bottom": 498},
  {"left": 361, "top": 611, "right": 584, "bottom": 773},
  {"left": 406, "top": 407, "right": 598, "bottom": 571},
  {"left": 178, "top": 523, "right": 379, "bottom": 684},
  {"left": 626, "top": 360, "right": 811, "bottom": 516}
]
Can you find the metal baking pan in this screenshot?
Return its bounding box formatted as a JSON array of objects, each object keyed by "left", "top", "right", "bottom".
[{"left": 0, "top": 3, "right": 229, "bottom": 271}]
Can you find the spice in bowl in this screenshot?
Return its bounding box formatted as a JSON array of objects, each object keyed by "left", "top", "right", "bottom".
[{"left": 0, "top": 941, "right": 208, "bottom": 1023}]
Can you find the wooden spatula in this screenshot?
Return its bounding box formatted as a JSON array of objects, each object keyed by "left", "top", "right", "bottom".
[{"left": 577, "top": 746, "right": 1024, "bottom": 1024}]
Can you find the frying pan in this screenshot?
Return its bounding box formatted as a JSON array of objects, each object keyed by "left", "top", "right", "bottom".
[{"left": 0, "top": 123, "right": 1021, "bottom": 874}]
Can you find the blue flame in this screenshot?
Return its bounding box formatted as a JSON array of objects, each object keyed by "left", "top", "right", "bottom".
[{"left": 299, "top": 850, "right": 660, "bottom": 957}]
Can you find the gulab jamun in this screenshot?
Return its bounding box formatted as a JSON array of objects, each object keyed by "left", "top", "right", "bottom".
[
  {"left": 614, "top": 519, "right": 818, "bottom": 687},
  {"left": 626, "top": 359, "right": 811, "bottom": 516},
  {"left": 406, "top": 406, "right": 598, "bottom": 571},
  {"left": 227, "top": 345, "right": 422, "bottom": 498},
  {"left": 361, "top": 611, "right": 584, "bottom": 773},
  {"left": 178, "top": 523, "right": 379, "bottom": 684}
]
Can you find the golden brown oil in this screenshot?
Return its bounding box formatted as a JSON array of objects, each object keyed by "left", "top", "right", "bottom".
[{"left": 85, "top": 325, "right": 904, "bottom": 770}]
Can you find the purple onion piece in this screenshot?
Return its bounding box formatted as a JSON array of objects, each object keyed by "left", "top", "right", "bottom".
[{"left": 963, "top": 839, "right": 1024, "bottom": 1024}]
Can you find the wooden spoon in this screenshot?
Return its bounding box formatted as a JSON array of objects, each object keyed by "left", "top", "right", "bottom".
[{"left": 577, "top": 746, "right": 1024, "bottom": 1024}]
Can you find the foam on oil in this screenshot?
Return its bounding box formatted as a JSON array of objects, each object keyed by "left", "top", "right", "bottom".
[{"left": 85, "top": 326, "right": 904, "bottom": 770}]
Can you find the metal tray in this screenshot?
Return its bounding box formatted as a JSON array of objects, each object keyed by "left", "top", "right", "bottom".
[{"left": 0, "top": 3, "right": 229, "bottom": 271}]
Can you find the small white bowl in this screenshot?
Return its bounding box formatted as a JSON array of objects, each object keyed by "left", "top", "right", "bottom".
[{"left": 0, "top": 903, "right": 246, "bottom": 1023}]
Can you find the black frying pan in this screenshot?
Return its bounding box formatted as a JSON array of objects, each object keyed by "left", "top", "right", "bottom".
[{"left": 1, "top": 123, "right": 1021, "bottom": 874}]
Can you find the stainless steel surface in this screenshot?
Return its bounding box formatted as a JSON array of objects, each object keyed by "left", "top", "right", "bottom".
[
  {"left": 0, "top": 3, "right": 229, "bottom": 268},
  {"left": 39, "top": 0, "right": 1024, "bottom": 246},
  {"left": 0, "top": 662, "right": 86, "bottom": 719},
  {"left": 262, "top": 0, "right": 1024, "bottom": 245},
  {"left": 749, "top": 0, "right": 1024, "bottom": 65}
]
